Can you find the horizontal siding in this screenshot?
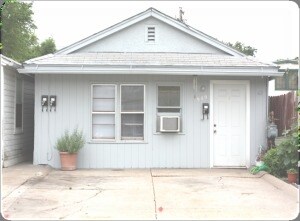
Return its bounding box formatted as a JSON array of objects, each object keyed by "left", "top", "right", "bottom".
[
  {"left": 2, "top": 67, "right": 34, "bottom": 167},
  {"left": 34, "top": 74, "right": 267, "bottom": 169}
]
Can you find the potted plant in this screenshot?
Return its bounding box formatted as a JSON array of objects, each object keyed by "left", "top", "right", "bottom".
[
  {"left": 287, "top": 168, "right": 298, "bottom": 183},
  {"left": 55, "top": 128, "right": 85, "bottom": 171}
]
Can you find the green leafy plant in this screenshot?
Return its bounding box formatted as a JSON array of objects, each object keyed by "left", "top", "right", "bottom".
[
  {"left": 263, "top": 148, "right": 285, "bottom": 177},
  {"left": 278, "top": 124, "right": 298, "bottom": 169},
  {"left": 264, "top": 124, "right": 298, "bottom": 177},
  {"left": 287, "top": 168, "right": 298, "bottom": 174},
  {"left": 55, "top": 128, "right": 85, "bottom": 154}
]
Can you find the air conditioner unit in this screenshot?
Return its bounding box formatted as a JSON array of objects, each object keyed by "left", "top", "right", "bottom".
[{"left": 160, "top": 116, "right": 180, "bottom": 132}]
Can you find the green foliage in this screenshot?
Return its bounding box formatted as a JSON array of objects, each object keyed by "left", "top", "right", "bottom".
[
  {"left": 1, "top": 0, "right": 56, "bottom": 62},
  {"left": 277, "top": 134, "right": 298, "bottom": 169},
  {"left": 226, "top": 41, "right": 257, "bottom": 56},
  {"left": 263, "top": 148, "right": 285, "bottom": 177},
  {"left": 55, "top": 128, "right": 85, "bottom": 154},
  {"left": 287, "top": 168, "right": 298, "bottom": 174},
  {"left": 264, "top": 124, "right": 299, "bottom": 177},
  {"left": 1, "top": 0, "right": 38, "bottom": 62},
  {"left": 34, "top": 37, "right": 56, "bottom": 57}
]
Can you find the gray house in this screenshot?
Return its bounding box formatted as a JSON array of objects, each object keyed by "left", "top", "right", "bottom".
[
  {"left": 19, "top": 8, "right": 281, "bottom": 169},
  {"left": 1, "top": 55, "right": 34, "bottom": 167}
]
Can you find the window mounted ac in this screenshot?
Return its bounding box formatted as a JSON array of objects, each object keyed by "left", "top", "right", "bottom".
[{"left": 160, "top": 116, "right": 180, "bottom": 132}]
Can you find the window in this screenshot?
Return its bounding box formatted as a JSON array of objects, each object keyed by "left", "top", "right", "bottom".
[
  {"left": 146, "top": 26, "right": 156, "bottom": 43},
  {"left": 91, "top": 84, "right": 145, "bottom": 141},
  {"left": 15, "top": 77, "right": 23, "bottom": 131},
  {"left": 157, "top": 86, "right": 181, "bottom": 113},
  {"left": 121, "top": 85, "right": 145, "bottom": 140},
  {"left": 156, "top": 85, "right": 182, "bottom": 132},
  {"left": 92, "top": 85, "right": 116, "bottom": 140}
]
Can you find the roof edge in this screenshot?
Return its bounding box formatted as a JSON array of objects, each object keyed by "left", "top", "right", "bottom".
[
  {"left": 54, "top": 7, "right": 245, "bottom": 57},
  {"left": 1, "top": 54, "right": 22, "bottom": 68}
]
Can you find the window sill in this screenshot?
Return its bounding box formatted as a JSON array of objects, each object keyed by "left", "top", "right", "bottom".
[{"left": 153, "top": 132, "right": 186, "bottom": 135}]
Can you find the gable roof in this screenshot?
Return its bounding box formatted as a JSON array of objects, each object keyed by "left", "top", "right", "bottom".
[
  {"left": 19, "top": 8, "right": 282, "bottom": 77},
  {"left": 55, "top": 8, "right": 245, "bottom": 57}
]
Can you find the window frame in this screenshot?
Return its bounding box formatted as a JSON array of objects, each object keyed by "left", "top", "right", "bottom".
[
  {"left": 120, "top": 84, "right": 145, "bottom": 141},
  {"left": 14, "top": 76, "right": 24, "bottom": 134},
  {"left": 155, "top": 83, "right": 184, "bottom": 134},
  {"left": 156, "top": 84, "right": 182, "bottom": 116},
  {"left": 90, "top": 83, "right": 146, "bottom": 143},
  {"left": 91, "top": 84, "right": 117, "bottom": 141}
]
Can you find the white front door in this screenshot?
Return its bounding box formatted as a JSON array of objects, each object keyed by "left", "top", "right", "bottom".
[{"left": 212, "top": 82, "right": 246, "bottom": 167}]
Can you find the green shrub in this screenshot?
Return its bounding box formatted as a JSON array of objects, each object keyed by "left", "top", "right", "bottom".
[
  {"left": 264, "top": 124, "right": 298, "bottom": 177},
  {"left": 263, "top": 148, "right": 285, "bottom": 177},
  {"left": 55, "top": 128, "right": 85, "bottom": 154}
]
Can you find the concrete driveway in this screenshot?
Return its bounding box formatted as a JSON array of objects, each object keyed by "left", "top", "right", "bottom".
[{"left": 1, "top": 163, "right": 299, "bottom": 220}]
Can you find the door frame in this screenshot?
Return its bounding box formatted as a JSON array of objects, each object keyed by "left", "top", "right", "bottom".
[{"left": 209, "top": 80, "right": 250, "bottom": 168}]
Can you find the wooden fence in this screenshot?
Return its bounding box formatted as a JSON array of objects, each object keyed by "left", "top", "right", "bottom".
[{"left": 269, "top": 92, "right": 297, "bottom": 136}]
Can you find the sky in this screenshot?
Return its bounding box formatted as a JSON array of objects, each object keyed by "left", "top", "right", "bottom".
[{"left": 31, "top": 1, "right": 299, "bottom": 63}]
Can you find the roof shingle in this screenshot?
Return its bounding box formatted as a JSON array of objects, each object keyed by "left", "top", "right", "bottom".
[{"left": 24, "top": 52, "right": 276, "bottom": 68}]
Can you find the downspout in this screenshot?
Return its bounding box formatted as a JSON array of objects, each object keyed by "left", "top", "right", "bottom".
[{"left": 266, "top": 76, "right": 270, "bottom": 147}]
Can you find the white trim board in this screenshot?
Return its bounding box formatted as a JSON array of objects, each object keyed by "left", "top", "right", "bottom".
[{"left": 209, "top": 80, "right": 250, "bottom": 168}]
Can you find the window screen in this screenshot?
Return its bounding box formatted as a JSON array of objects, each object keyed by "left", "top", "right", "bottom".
[{"left": 121, "top": 85, "right": 144, "bottom": 140}]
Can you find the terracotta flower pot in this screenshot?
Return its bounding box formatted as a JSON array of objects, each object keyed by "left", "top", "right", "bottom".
[
  {"left": 287, "top": 172, "right": 298, "bottom": 183},
  {"left": 59, "top": 152, "right": 78, "bottom": 171}
]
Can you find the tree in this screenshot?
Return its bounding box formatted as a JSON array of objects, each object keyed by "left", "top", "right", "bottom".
[
  {"left": 0, "top": 0, "right": 56, "bottom": 62},
  {"left": 34, "top": 37, "right": 56, "bottom": 57},
  {"left": 226, "top": 41, "right": 257, "bottom": 56},
  {"left": 273, "top": 57, "right": 298, "bottom": 64},
  {"left": 1, "top": 0, "right": 39, "bottom": 62}
]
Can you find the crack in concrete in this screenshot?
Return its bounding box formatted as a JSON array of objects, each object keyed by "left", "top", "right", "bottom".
[
  {"left": 150, "top": 169, "right": 158, "bottom": 220},
  {"left": 43, "top": 187, "right": 102, "bottom": 217},
  {"left": 2, "top": 170, "right": 52, "bottom": 213}
]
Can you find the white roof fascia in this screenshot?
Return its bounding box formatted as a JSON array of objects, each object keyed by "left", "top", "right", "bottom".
[
  {"left": 55, "top": 8, "right": 243, "bottom": 57},
  {"left": 1, "top": 55, "right": 22, "bottom": 68},
  {"left": 1, "top": 55, "right": 34, "bottom": 78},
  {"left": 18, "top": 66, "right": 282, "bottom": 77}
]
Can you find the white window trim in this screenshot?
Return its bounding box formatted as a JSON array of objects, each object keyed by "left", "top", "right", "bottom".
[
  {"left": 14, "top": 76, "right": 24, "bottom": 134},
  {"left": 120, "top": 84, "right": 145, "bottom": 141},
  {"left": 145, "top": 25, "right": 157, "bottom": 44},
  {"left": 91, "top": 84, "right": 117, "bottom": 142},
  {"left": 90, "top": 83, "right": 146, "bottom": 143},
  {"left": 154, "top": 83, "right": 184, "bottom": 134}
]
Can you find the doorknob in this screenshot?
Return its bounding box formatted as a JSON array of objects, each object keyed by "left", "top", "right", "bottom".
[
  {"left": 214, "top": 124, "right": 216, "bottom": 127},
  {"left": 214, "top": 130, "right": 217, "bottom": 133}
]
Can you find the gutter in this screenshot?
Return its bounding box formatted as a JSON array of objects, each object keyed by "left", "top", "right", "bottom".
[{"left": 18, "top": 66, "right": 283, "bottom": 77}]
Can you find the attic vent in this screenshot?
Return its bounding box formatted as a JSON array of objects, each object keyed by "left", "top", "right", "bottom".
[{"left": 147, "top": 26, "right": 155, "bottom": 42}]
